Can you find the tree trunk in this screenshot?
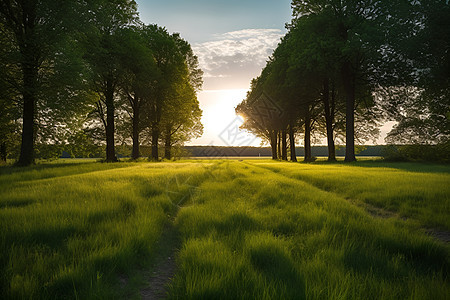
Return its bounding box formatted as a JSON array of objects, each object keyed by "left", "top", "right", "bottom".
[
  {"left": 151, "top": 125, "right": 159, "bottom": 161},
  {"left": 131, "top": 103, "right": 140, "bottom": 160},
  {"left": 342, "top": 62, "right": 356, "bottom": 162},
  {"left": 323, "top": 78, "right": 336, "bottom": 162},
  {"left": 304, "top": 108, "right": 312, "bottom": 162},
  {"left": 289, "top": 122, "right": 297, "bottom": 162},
  {"left": 0, "top": 142, "right": 7, "bottom": 163},
  {"left": 164, "top": 127, "right": 172, "bottom": 160},
  {"left": 18, "top": 59, "right": 38, "bottom": 166},
  {"left": 150, "top": 100, "right": 162, "bottom": 161},
  {"left": 270, "top": 130, "right": 277, "bottom": 159},
  {"left": 105, "top": 80, "right": 117, "bottom": 162},
  {"left": 277, "top": 131, "right": 281, "bottom": 159},
  {"left": 281, "top": 130, "right": 287, "bottom": 161},
  {"left": 16, "top": 3, "right": 38, "bottom": 166}
]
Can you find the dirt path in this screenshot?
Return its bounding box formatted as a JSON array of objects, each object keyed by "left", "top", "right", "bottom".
[
  {"left": 140, "top": 222, "right": 180, "bottom": 299},
  {"left": 138, "top": 173, "right": 202, "bottom": 299}
]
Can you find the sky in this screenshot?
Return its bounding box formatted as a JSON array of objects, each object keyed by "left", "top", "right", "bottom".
[{"left": 135, "top": 0, "right": 393, "bottom": 146}]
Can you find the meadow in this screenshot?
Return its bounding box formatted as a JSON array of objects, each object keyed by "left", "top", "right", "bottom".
[{"left": 0, "top": 159, "right": 449, "bottom": 299}]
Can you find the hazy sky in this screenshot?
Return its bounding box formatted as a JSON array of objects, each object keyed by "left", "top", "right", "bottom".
[
  {"left": 136, "top": 0, "right": 291, "bottom": 43},
  {"left": 135, "top": 0, "right": 292, "bottom": 146},
  {"left": 135, "top": 1, "right": 393, "bottom": 146}
]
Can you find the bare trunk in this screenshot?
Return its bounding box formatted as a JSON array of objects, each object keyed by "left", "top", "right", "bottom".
[
  {"left": 281, "top": 130, "right": 287, "bottom": 161},
  {"left": 18, "top": 49, "right": 38, "bottom": 166},
  {"left": 150, "top": 100, "right": 162, "bottom": 161},
  {"left": 164, "top": 127, "right": 172, "bottom": 160},
  {"left": 289, "top": 122, "right": 297, "bottom": 162},
  {"left": 16, "top": 3, "right": 38, "bottom": 166},
  {"left": 270, "top": 130, "right": 277, "bottom": 159},
  {"left": 304, "top": 108, "right": 312, "bottom": 162},
  {"left": 277, "top": 131, "right": 281, "bottom": 159},
  {"left": 0, "top": 142, "right": 7, "bottom": 163},
  {"left": 105, "top": 80, "right": 117, "bottom": 162},
  {"left": 323, "top": 78, "right": 336, "bottom": 161},
  {"left": 18, "top": 68, "right": 36, "bottom": 166},
  {"left": 131, "top": 103, "right": 140, "bottom": 160},
  {"left": 151, "top": 125, "right": 159, "bottom": 161},
  {"left": 342, "top": 62, "right": 356, "bottom": 162}
]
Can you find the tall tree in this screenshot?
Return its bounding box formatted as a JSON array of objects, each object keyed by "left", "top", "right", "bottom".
[
  {"left": 161, "top": 34, "right": 203, "bottom": 160},
  {"left": 118, "top": 26, "right": 157, "bottom": 160},
  {"left": 0, "top": 0, "right": 89, "bottom": 165},
  {"left": 381, "top": 0, "right": 450, "bottom": 144},
  {"left": 292, "top": 0, "right": 390, "bottom": 162},
  {"left": 140, "top": 27, "right": 203, "bottom": 160},
  {"left": 83, "top": 0, "right": 138, "bottom": 162}
]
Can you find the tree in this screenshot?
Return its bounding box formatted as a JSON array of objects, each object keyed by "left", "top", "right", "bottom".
[
  {"left": 237, "top": 69, "right": 284, "bottom": 160},
  {"left": 0, "top": 23, "right": 18, "bottom": 162},
  {"left": 291, "top": 0, "right": 390, "bottom": 161},
  {"left": 83, "top": 0, "right": 138, "bottom": 162},
  {"left": 160, "top": 34, "right": 203, "bottom": 160},
  {"left": 161, "top": 83, "right": 203, "bottom": 159},
  {"left": 381, "top": 0, "right": 450, "bottom": 144},
  {"left": 287, "top": 13, "right": 344, "bottom": 161},
  {"left": 139, "top": 26, "right": 203, "bottom": 160},
  {"left": 118, "top": 26, "right": 157, "bottom": 160},
  {"left": 0, "top": 0, "right": 91, "bottom": 165}
]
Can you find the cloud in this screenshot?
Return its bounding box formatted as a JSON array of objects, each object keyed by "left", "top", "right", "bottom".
[{"left": 192, "top": 29, "right": 284, "bottom": 90}]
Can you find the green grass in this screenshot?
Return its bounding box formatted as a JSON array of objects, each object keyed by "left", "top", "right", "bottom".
[
  {"left": 253, "top": 160, "right": 450, "bottom": 230},
  {"left": 0, "top": 159, "right": 449, "bottom": 299}
]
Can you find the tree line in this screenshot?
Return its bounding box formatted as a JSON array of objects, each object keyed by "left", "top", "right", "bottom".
[
  {"left": 237, "top": 0, "right": 449, "bottom": 162},
  {"left": 0, "top": 0, "right": 203, "bottom": 166}
]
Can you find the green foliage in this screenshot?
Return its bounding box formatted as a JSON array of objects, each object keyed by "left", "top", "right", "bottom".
[
  {"left": 0, "top": 0, "right": 102, "bottom": 165},
  {"left": 382, "top": 142, "right": 450, "bottom": 163}
]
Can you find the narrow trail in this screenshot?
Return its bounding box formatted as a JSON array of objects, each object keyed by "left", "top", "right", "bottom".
[
  {"left": 118, "top": 220, "right": 181, "bottom": 300},
  {"left": 247, "top": 162, "right": 450, "bottom": 244},
  {"left": 137, "top": 170, "right": 206, "bottom": 299},
  {"left": 140, "top": 221, "right": 180, "bottom": 300}
]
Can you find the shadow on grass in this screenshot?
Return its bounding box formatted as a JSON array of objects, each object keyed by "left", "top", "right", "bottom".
[
  {"left": 248, "top": 244, "right": 305, "bottom": 299},
  {"left": 0, "top": 200, "right": 34, "bottom": 209},
  {"left": 309, "top": 159, "right": 450, "bottom": 174},
  {"left": 0, "top": 161, "right": 132, "bottom": 186},
  {"left": 0, "top": 162, "right": 87, "bottom": 175}
]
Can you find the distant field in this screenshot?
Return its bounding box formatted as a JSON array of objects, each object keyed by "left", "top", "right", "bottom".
[{"left": 0, "top": 160, "right": 449, "bottom": 299}]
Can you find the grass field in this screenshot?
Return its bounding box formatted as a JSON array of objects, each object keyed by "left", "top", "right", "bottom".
[{"left": 0, "top": 159, "right": 449, "bottom": 299}]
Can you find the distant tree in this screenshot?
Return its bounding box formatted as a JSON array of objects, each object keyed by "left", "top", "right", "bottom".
[
  {"left": 161, "top": 83, "right": 203, "bottom": 159},
  {"left": 139, "top": 26, "right": 203, "bottom": 160},
  {"left": 137, "top": 25, "right": 179, "bottom": 160},
  {"left": 160, "top": 34, "right": 203, "bottom": 160},
  {"left": 236, "top": 73, "right": 282, "bottom": 160}
]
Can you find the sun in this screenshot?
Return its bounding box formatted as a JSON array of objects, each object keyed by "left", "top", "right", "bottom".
[{"left": 188, "top": 89, "right": 261, "bottom": 146}]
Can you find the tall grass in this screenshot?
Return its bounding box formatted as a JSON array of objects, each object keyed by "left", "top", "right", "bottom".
[
  {"left": 0, "top": 162, "right": 207, "bottom": 299},
  {"left": 170, "top": 160, "right": 449, "bottom": 299},
  {"left": 253, "top": 160, "right": 450, "bottom": 230},
  {"left": 1, "top": 160, "right": 448, "bottom": 299}
]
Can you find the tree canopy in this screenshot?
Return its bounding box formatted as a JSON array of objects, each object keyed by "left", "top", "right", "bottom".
[
  {"left": 237, "top": 0, "right": 449, "bottom": 162},
  {"left": 0, "top": 0, "right": 203, "bottom": 164}
]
